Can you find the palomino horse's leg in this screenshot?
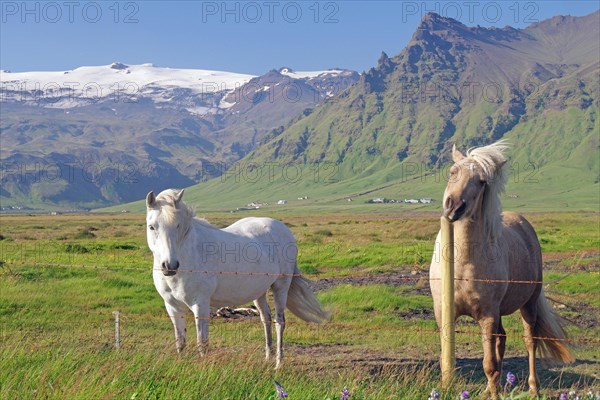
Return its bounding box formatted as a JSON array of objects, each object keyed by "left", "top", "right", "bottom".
[
  {"left": 191, "top": 302, "right": 211, "bottom": 356},
  {"left": 271, "top": 279, "right": 291, "bottom": 369},
  {"left": 520, "top": 304, "right": 540, "bottom": 397},
  {"left": 165, "top": 301, "right": 187, "bottom": 353},
  {"left": 495, "top": 318, "right": 507, "bottom": 383},
  {"left": 479, "top": 315, "right": 501, "bottom": 399},
  {"left": 254, "top": 293, "right": 274, "bottom": 361}
]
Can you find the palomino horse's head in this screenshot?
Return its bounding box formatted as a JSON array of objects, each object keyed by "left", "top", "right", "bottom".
[
  {"left": 443, "top": 141, "right": 508, "bottom": 222},
  {"left": 146, "top": 189, "right": 191, "bottom": 276}
]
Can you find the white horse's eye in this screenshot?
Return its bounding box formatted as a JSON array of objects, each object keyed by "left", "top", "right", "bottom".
[{"left": 149, "top": 225, "right": 155, "bottom": 231}]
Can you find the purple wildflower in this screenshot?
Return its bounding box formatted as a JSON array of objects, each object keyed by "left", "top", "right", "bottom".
[
  {"left": 274, "top": 381, "right": 288, "bottom": 398},
  {"left": 506, "top": 371, "right": 516, "bottom": 387},
  {"left": 340, "top": 387, "right": 350, "bottom": 400},
  {"left": 428, "top": 388, "right": 441, "bottom": 400},
  {"left": 560, "top": 393, "right": 568, "bottom": 400},
  {"left": 460, "top": 390, "right": 470, "bottom": 399}
]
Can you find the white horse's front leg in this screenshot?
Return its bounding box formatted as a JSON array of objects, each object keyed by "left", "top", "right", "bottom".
[
  {"left": 165, "top": 302, "right": 187, "bottom": 353},
  {"left": 191, "top": 302, "right": 211, "bottom": 356}
]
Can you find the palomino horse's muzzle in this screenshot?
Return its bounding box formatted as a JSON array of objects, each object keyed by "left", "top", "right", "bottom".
[
  {"left": 443, "top": 196, "right": 466, "bottom": 222},
  {"left": 162, "top": 261, "right": 180, "bottom": 276}
]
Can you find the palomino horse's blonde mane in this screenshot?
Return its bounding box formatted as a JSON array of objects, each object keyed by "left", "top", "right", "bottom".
[{"left": 466, "top": 140, "right": 509, "bottom": 242}]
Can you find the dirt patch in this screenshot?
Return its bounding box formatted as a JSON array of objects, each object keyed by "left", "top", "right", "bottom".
[
  {"left": 396, "top": 306, "right": 434, "bottom": 320},
  {"left": 309, "top": 271, "right": 430, "bottom": 294},
  {"left": 553, "top": 301, "right": 600, "bottom": 330},
  {"left": 291, "top": 343, "right": 437, "bottom": 372},
  {"left": 543, "top": 251, "right": 599, "bottom": 272}
]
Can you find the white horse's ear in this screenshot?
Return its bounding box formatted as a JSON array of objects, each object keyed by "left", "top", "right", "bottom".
[
  {"left": 452, "top": 144, "right": 465, "bottom": 162},
  {"left": 174, "top": 189, "right": 184, "bottom": 204},
  {"left": 146, "top": 191, "right": 156, "bottom": 208}
]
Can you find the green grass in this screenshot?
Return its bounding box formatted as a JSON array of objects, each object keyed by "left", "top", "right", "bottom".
[
  {"left": 544, "top": 271, "right": 600, "bottom": 307},
  {"left": 0, "top": 212, "right": 598, "bottom": 398}
]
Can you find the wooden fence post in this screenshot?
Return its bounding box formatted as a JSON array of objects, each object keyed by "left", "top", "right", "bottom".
[
  {"left": 113, "top": 311, "right": 121, "bottom": 350},
  {"left": 440, "top": 216, "right": 455, "bottom": 389}
]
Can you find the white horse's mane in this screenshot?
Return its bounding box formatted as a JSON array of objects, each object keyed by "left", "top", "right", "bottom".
[
  {"left": 466, "top": 140, "right": 509, "bottom": 241},
  {"left": 155, "top": 189, "right": 218, "bottom": 230}
]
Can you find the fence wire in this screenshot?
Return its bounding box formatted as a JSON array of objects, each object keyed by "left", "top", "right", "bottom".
[{"left": 1, "top": 261, "right": 598, "bottom": 353}]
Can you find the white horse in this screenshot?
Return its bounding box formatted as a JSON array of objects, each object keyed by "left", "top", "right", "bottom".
[{"left": 146, "top": 189, "right": 329, "bottom": 368}]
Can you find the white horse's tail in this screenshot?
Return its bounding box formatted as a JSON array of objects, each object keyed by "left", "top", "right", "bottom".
[
  {"left": 287, "top": 266, "right": 330, "bottom": 323},
  {"left": 534, "top": 289, "right": 575, "bottom": 364}
]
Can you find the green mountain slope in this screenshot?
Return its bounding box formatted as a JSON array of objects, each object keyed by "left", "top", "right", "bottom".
[{"left": 107, "top": 11, "right": 600, "bottom": 213}]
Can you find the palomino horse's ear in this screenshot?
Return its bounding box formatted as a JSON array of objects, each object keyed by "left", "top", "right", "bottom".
[
  {"left": 452, "top": 144, "right": 465, "bottom": 162},
  {"left": 174, "top": 189, "right": 184, "bottom": 204},
  {"left": 146, "top": 191, "right": 156, "bottom": 208}
]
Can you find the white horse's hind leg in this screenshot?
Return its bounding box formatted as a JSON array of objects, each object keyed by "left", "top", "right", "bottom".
[
  {"left": 164, "top": 301, "right": 187, "bottom": 353},
  {"left": 254, "top": 294, "right": 273, "bottom": 361},
  {"left": 273, "top": 304, "right": 286, "bottom": 369},
  {"left": 271, "top": 279, "right": 291, "bottom": 369},
  {"left": 191, "top": 302, "right": 211, "bottom": 356}
]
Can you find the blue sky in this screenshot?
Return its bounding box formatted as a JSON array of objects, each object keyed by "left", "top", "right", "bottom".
[{"left": 1, "top": 1, "right": 598, "bottom": 74}]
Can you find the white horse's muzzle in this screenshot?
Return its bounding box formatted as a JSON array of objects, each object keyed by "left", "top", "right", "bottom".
[{"left": 162, "top": 261, "right": 180, "bottom": 276}]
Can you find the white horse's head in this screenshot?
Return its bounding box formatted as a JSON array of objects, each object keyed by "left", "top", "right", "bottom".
[{"left": 146, "top": 189, "right": 193, "bottom": 276}]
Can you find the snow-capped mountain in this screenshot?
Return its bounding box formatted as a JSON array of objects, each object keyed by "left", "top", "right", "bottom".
[
  {"left": 0, "top": 63, "right": 359, "bottom": 209},
  {"left": 1, "top": 63, "right": 253, "bottom": 113},
  {"left": 1, "top": 63, "right": 356, "bottom": 115}
]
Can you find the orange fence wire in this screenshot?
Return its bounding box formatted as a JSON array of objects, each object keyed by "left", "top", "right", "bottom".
[
  {"left": 4, "top": 261, "right": 599, "bottom": 287},
  {"left": 2, "top": 260, "right": 598, "bottom": 351}
]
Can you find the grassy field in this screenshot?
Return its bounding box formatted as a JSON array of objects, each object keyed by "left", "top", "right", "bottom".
[{"left": 0, "top": 211, "right": 598, "bottom": 399}]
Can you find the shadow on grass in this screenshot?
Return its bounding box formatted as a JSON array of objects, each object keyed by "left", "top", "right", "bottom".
[
  {"left": 458, "top": 356, "right": 599, "bottom": 389},
  {"left": 320, "top": 353, "right": 598, "bottom": 390}
]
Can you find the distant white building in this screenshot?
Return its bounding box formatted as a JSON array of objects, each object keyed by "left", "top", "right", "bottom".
[
  {"left": 420, "top": 198, "right": 432, "bottom": 204},
  {"left": 404, "top": 199, "right": 419, "bottom": 204},
  {"left": 277, "top": 200, "right": 287, "bottom": 205},
  {"left": 247, "top": 201, "right": 268, "bottom": 208}
]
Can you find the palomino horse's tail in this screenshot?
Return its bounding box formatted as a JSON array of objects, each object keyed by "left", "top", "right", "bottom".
[
  {"left": 286, "top": 266, "right": 330, "bottom": 323},
  {"left": 535, "top": 289, "right": 575, "bottom": 363}
]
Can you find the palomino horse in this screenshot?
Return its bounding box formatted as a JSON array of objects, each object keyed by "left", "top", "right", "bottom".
[
  {"left": 430, "top": 141, "right": 573, "bottom": 398},
  {"left": 146, "top": 189, "right": 329, "bottom": 368}
]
